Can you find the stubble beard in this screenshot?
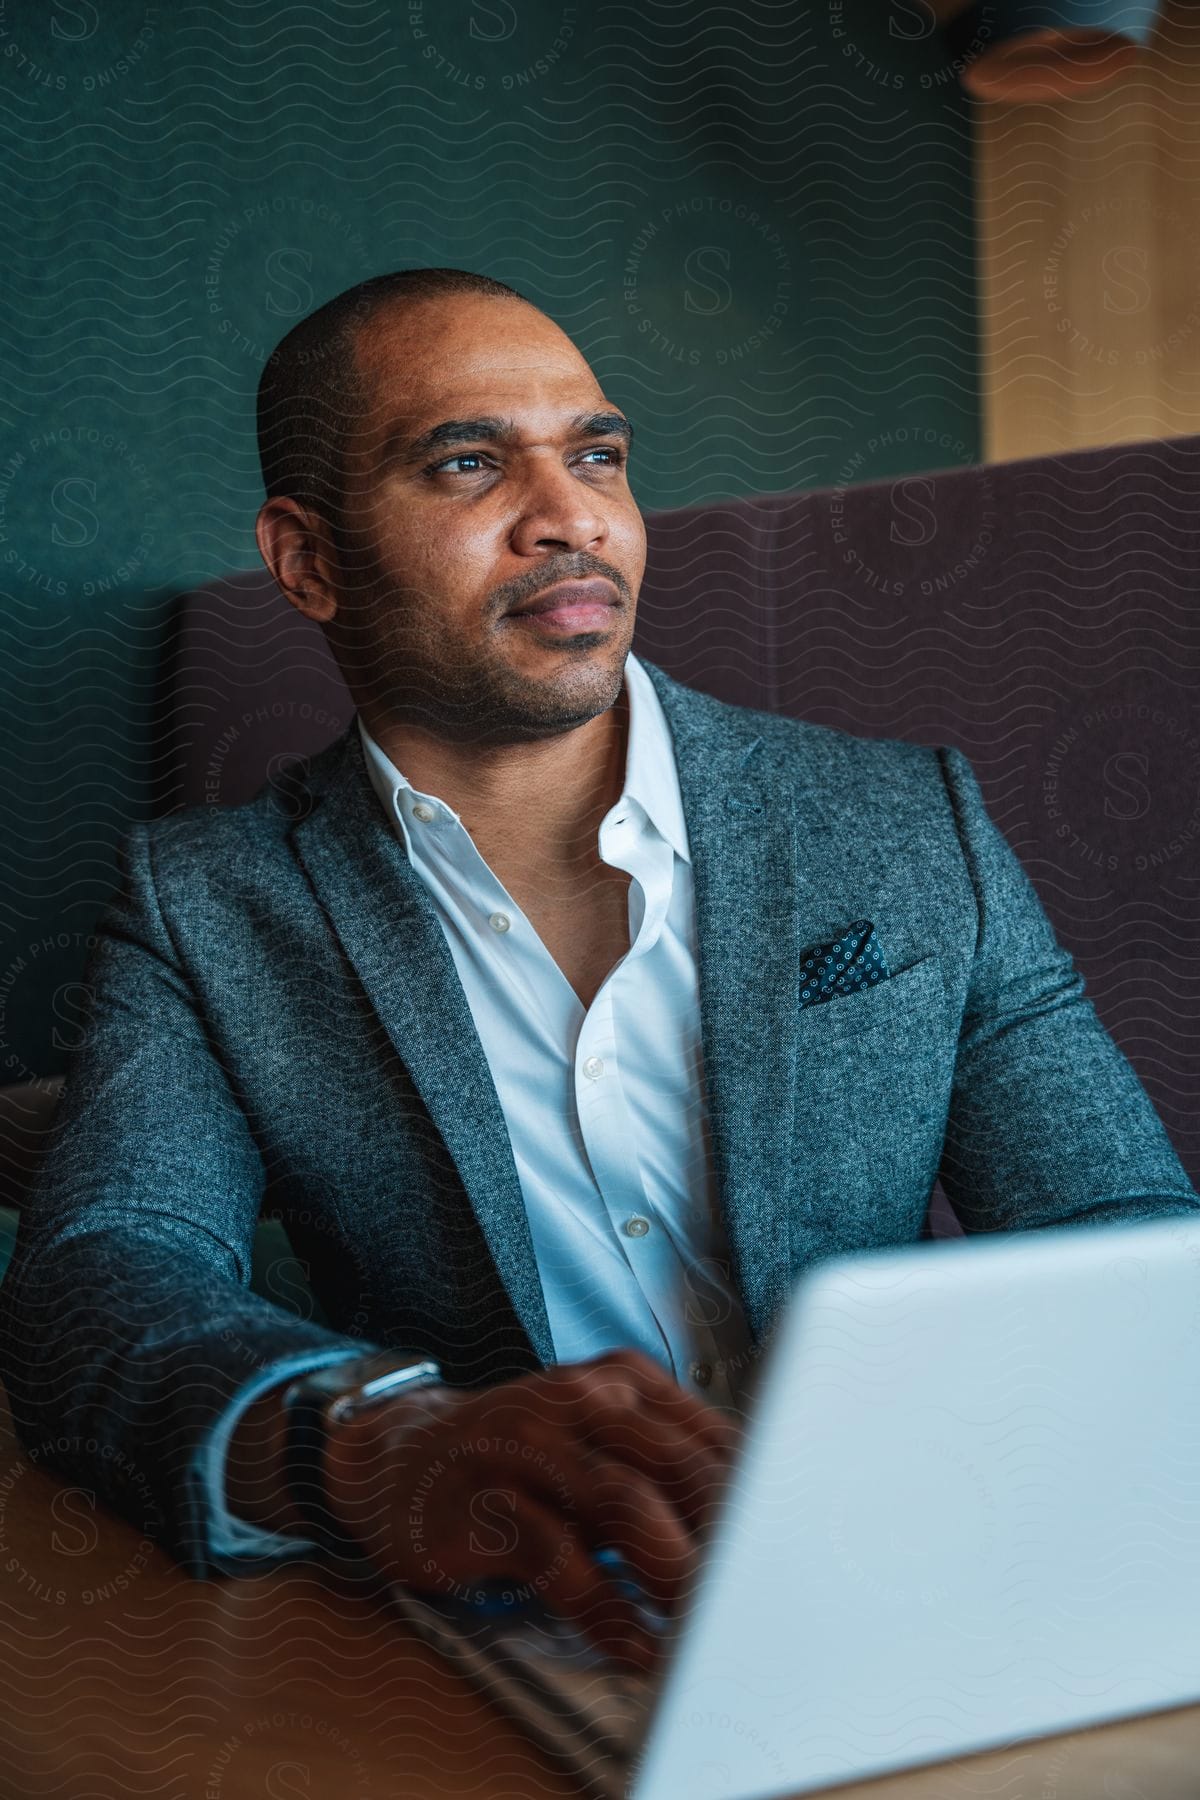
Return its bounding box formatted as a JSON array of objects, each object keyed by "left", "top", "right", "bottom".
[{"left": 333, "top": 556, "right": 632, "bottom": 749}]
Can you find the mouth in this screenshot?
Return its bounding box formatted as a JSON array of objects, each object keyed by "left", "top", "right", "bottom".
[{"left": 504, "top": 578, "right": 621, "bottom": 635}]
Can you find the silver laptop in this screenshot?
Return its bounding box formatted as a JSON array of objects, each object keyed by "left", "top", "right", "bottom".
[{"left": 389, "top": 1211, "right": 1200, "bottom": 1800}]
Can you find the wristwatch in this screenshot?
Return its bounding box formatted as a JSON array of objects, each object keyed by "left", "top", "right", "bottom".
[{"left": 281, "top": 1351, "right": 443, "bottom": 1553}]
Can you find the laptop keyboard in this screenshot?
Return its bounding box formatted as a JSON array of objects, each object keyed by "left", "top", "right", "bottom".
[{"left": 387, "top": 1582, "right": 660, "bottom": 1796}]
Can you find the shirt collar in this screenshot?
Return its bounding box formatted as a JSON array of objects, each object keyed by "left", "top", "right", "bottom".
[
  {"left": 616, "top": 652, "right": 691, "bottom": 865},
  {"left": 356, "top": 652, "right": 692, "bottom": 867}
]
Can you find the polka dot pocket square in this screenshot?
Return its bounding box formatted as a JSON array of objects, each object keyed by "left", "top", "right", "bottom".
[{"left": 799, "top": 918, "right": 891, "bottom": 1010}]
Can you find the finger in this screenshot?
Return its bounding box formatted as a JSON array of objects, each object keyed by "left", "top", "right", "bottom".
[
  {"left": 549, "top": 1393, "right": 725, "bottom": 1519},
  {"left": 548, "top": 1352, "right": 742, "bottom": 1461},
  {"left": 462, "top": 1492, "right": 661, "bottom": 1673},
  {"left": 597, "top": 1382, "right": 741, "bottom": 1469},
  {"left": 540, "top": 1525, "right": 666, "bottom": 1673},
  {"left": 574, "top": 1415, "right": 735, "bottom": 1538},
  {"left": 564, "top": 1455, "right": 701, "bottom": 1615},
  {"left": 464, "top": 1435, "right": 700, "bottom": 1614},
  {"left": 546, "top": 1362, "right": 743, "bottom": 1513}
]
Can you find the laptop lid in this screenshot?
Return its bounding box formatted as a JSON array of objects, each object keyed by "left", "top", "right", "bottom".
[{"left": 631, "top": 1211, "right": 1200, "bottom": 1800}]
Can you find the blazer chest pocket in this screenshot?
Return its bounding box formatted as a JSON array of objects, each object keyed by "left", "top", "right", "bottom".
[
  {"left": 795, "top": 950, "right": 946, "bottom": 1048},
  {"left": 792, "top": 950, "right": 953, "bottom": 1242}
]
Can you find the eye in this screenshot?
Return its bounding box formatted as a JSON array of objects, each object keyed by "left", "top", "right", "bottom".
[
  {"left": 427, "top": 452, "right": 491, "bottom": 476},
  {"left": 577, "top": 446, "right": 625, "bottom": 468}
]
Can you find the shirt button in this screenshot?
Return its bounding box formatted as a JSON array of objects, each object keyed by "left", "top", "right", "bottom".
[
  {"left": 412, "top": 802, "right": 436, "bottom": 823},
  {"left": 488, "top": 911, "right": 511, "bottom": 933},
  {"left": 690, "top": 1362, "right": 713, "bottom": 1388},
  {"left": 624, "top": 1216, "right": 650, "bottom": 1238},
  {"left": 582, "top": 1055, "right": 605, "bottom": 1080}
]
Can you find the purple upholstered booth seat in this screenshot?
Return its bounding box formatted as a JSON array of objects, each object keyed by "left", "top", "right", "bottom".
[{"left": 165, "top": 433, "right": 1200, "bottom": 1205}]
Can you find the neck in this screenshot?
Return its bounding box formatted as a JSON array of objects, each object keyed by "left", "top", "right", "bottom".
[{"left": 365, "top": 684, "right": 630, "bottom": 877}]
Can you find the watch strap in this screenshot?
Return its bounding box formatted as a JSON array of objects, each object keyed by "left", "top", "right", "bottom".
[{"left": 281, "top": 1355, "right": 443, "bottom": 1555}]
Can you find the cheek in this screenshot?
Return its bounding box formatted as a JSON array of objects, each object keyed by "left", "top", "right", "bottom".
[
  {"left": 372, "top": 512, "right": 478, "bottom": 592},
  {"left": 387, "top": 523, "right": 509, "bottom": 620},
  {"left": 612, "top": 505, "right": 647, "bottom": 580}
]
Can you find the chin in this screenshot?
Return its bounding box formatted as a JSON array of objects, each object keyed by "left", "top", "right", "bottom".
[{"left": 504, "top": 645, "right": 627, "bottom": 730}]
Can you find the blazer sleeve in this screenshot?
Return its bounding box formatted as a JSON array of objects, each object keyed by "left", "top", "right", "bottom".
[
  {"left": 933, "top": 744, "right": 1200, "bottom": 1233},
  {"left": 0, "top": 821, "right": 384, "bottom": 1578}
]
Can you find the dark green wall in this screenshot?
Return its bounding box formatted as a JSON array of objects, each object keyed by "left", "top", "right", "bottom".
[{"left": 0, "top": 0, "right": 979, "bottom": 1079}]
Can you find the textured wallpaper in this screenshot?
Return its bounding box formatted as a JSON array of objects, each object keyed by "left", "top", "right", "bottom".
[{"left": 0, "top": 0, "right": 978, "bottom": 1076}]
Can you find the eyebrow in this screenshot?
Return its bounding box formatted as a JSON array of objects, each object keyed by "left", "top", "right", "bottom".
[{"left": 385, "top": 410, "right": 633, "bottom": 466}]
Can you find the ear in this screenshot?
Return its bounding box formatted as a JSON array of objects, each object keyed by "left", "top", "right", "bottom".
[{"left": 255, "top": 497, "right": 341, "bottom": 625}]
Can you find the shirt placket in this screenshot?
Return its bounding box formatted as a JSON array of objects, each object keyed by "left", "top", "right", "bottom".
[
  {"left": 402, "top": 783, "right": 675, "bottom": 1348},
  {"left": 392, "top": 761, "right": 748, "bottom": 1405},
  {"left": 572, "top": 817, "right": 695, "bottom": 1378}
]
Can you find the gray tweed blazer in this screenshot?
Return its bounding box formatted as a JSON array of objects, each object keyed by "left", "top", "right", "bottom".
[{"left": 2, "top": 658, "right": 1197, "bottom": 1575}]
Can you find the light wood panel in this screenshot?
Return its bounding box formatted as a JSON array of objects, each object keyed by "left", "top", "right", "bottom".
[
  {"left": 975, "top": 0, "right": 1200, "bottom": 460},
  {"left": 1, "top": 1389, "right": 1199, "bottom": 1798}
]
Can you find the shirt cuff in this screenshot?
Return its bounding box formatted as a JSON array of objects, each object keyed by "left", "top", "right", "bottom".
[{"left": 201, "top": 1346, "right": 367, "bottom": 1563}]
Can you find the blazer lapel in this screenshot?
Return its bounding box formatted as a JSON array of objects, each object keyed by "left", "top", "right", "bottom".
[
  {"left": 290, "top": 726, "right": 555, "bottom": 1365},
  {"left": 289, "top": 663, "right": 846, "bottom": 1371},
  {"left": 644, "top": 661, "right": 839, "bottom": 1348}
]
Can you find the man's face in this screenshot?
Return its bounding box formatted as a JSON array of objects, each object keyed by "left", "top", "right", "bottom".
[{"left": 328, "top": 294, "right": 647, "bottom": 746}]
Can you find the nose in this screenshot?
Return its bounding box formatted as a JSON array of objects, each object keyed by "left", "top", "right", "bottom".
[{"left": 509, "top": 455, "right": 608, "bottom": 559}]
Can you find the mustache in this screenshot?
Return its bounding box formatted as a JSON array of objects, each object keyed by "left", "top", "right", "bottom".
[{"left": 489, "top": 552, "right": 632, "bottom": 616}]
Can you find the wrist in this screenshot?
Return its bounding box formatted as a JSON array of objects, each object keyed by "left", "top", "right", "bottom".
[
  {"left": 224, "top": 1380, "right": 309, "bottom": 1537},
  {"left": 321, "top": 1378, "right": 451, "bottom": 1550},
  {"left": 280, "top": 1353, "right": 444, "bottom": 1554}
]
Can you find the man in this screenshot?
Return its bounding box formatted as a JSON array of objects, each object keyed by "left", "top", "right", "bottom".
[{"left": 3, "top": 268, "right": 1197, "bottom": 1674}]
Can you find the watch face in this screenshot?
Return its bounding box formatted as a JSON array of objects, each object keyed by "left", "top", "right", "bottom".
[
  {"left": 304, "top": 1352, "right": 442, "bottom": 1414},
  {"left": 312, "top": 1353, "right": 399, "bottom": 1398}
]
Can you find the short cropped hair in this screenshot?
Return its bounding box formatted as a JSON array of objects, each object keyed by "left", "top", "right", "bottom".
[{"left": 256, "top": 267, "right": 527, "bottom": 527}]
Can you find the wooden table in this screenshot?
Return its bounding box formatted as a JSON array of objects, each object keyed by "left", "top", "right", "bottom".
[{"left": 1, "top": 1393, "right": 1197, "bottom": 1800}]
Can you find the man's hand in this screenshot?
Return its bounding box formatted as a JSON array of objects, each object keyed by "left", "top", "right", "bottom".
[{"left": 322, "top": 1349, "right": 743, "bottom": 1670}]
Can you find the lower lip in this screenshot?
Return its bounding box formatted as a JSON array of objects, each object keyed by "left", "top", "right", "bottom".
[{"left": 507, "top": 603, "right": 618, "bottom": 633}]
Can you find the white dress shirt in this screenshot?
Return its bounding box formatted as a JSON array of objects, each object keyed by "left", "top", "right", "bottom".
[{"left": 205, "top": 651, "right": 754, "bottom": 1559}]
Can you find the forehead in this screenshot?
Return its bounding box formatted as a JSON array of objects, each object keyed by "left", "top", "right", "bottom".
[{"left": 351, "top": 295, "right": 606, "bottom": 436}]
